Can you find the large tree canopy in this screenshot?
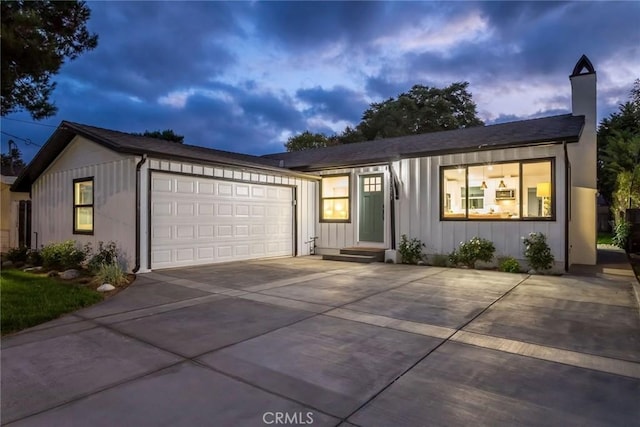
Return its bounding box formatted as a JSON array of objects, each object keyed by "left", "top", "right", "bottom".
[
  {"left": 1, "top": 1, "right": 98, "bottom": 119},
  {"left": 598, "top": 79, "right": 640, "bottom": 207},
  {"left": 357, "top": 82, "right": 484, "bottom": 141},
  {"left": 285, "top": 81, "right": 483, "bottom": 151},
  {"left": 134, "top": 129, "right": 185, "bottom": 143}
]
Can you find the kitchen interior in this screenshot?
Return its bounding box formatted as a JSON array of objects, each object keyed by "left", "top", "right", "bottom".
[{"left": 443, "top": 161, "right": 552, "bottom": 219}]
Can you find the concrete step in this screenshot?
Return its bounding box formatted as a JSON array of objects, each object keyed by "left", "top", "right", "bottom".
[
  {"left": 340, "top": 247, "right": 385, "bottom": 262},
  {"left": 322, "top": 254, "right": 378, "bottom": 263}
]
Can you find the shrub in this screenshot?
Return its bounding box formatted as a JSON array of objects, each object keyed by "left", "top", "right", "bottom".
[
  {"left": 522, "top": 232, "right": 554, "bottom": 272},
  {"left": 87, "top": 241, "right": 120, "bottom": 273},
  {"left": 27, "top": 249, "right": 43, "bottom": 266},
  {"left": 96, "top": 262, "right": 127, "bottom": 286},
  {"left": 612, "top": 220, "right": 630, "bottom": 250},
  {"left": 449, "top": 237, "right": 495, "bottom": 268},
  {"left": 6, "top": 246, "right": 29, "bottom": 263},
  {"left": 499, "top": 257, "right": 521, "bottom": 273},
  {"left": 398, "top": 234, "right": 425, "bottom": 264},
  {"left": 41, "top": 240, "right": 87, "bottom": 270},
  {"left": 430, "top": 254, "right": 449, "bottom": 267}
]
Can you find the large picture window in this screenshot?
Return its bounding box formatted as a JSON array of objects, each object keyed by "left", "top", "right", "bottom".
[
  {"left": 73, "top": 178, "right": 94, "bottom": 234},
  {"left": 321, "top": 175, "right": 350, "bottom": 222},
  {"left": 441, "top": 159, "right": 554, "bottom": 221}
]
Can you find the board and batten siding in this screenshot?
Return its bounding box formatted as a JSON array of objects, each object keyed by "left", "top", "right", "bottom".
[
  {"left": 31, "top": 136, "right": 137, "bottom": 269},
  {"left": 315, "top": 165, "right": 389, "bottom": 253},
  {"left": 136, "top": 159, "right": 318, "bottom": 271},
  {"left": 395, "top": 145, "right": 567, "bottom": 267}
]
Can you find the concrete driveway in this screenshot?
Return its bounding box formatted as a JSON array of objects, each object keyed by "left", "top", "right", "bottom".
[{"left": 2, "top": 257, "right": 640, "bottom": 426}]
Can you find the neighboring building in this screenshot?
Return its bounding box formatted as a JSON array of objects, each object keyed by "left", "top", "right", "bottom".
[
  {"left": 1, "top": 169, "right": 31, "bottom": 252},
  {"left": 11, "top": 55, "right": 597, "bottom": 271}
]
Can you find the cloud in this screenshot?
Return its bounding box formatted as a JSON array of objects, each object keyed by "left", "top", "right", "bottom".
[{"left": 296, "top": 86, "right": 369, "bottom": 123}]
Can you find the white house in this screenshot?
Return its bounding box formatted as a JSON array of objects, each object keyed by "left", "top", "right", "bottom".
[{"left": 11, "top": 55, "right": 597, "bottom": 272}]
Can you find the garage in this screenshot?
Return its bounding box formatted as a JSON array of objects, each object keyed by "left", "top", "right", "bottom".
[{"left": 150, "top": 172, "right": 294, "bottom": 269}]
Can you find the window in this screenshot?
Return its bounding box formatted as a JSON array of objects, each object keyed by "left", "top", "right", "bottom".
[
  {"left": 73, "top": 178, "right": 94, "bottom": 234},
  {"left": 321, "top": 175, "right": 350, "bottom": 222},
  {"left": 441, "top": 159, "right": 554, "bottom": 220}
]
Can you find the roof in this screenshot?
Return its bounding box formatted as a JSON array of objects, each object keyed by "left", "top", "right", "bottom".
[
  {"left": 264, "top": 114, "right": 585, "bottom": 171},
  {"left": 12, "top": 121, "right": 316, "bottom": 192}
]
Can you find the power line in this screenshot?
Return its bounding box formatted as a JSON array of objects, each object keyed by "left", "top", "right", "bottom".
[
  {"left": 1, "top": 117, "right": 57, "bottom": 128},
  {"left": 0, "top": 131, "right": 42, "bottom": 147}
]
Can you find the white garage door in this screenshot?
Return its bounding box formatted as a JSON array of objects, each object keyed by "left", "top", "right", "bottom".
[{"left": 150, "top": 172, "right": 294, "bottom": 269}]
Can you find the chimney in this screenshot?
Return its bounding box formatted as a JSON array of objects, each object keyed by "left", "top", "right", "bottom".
[{"left": 569, "top": 54, "right": 597, "bottom": 189}]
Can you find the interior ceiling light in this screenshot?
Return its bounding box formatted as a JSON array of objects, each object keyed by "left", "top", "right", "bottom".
[{"left": 498, "top": 180, "right": 506, "bottom": 188}]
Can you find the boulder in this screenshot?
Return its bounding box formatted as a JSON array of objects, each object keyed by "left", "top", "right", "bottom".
[
  {"left": 97, "top": 283, "right": 115, "bottom": 292},
  {"left": 2, "top": 261, "right": 13, "bottom": 268},
  {"left": 59, "top": 269, "right": 80, "bottom": 280},
  {"left": 23, "top": 266, "right": 44, "bottom": 272}
]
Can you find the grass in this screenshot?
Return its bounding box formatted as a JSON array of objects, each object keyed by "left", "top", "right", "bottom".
[
  {"left": 597, "top": 232, "right": 613, "bottom": 245},
  {"left": 1, "top": 269, "right": 103, "bottom": 335}
]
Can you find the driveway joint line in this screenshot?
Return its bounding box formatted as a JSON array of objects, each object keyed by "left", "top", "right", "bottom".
[{"left": 338, "top": 273, "right": 529, "bottom": 425}]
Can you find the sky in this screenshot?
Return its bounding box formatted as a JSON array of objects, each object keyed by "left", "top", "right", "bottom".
[{"left": 1, "top": 1, "right": 639, "bottom": 164}]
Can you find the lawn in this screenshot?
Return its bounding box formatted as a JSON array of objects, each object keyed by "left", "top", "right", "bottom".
[
  {"left": 597, "top": 232, "right": 614, "bottom": 245},
  {"left": 1, "top": 269, "right": 103, "bottom": 335}
]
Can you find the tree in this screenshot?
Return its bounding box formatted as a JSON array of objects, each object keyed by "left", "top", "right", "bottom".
[
  {"left": 135, "top": 129, "right": 185, "bottom": 143},
  {"left": 356, "top": 82, "right": 484, "bottom": 140},
  {"left": 1, "top": 1, "right": 98, "bottom": 119},
  {"left": 1, "top": 143, "right": 26, "bottom": 176},
  {"left": 598, "top": 79, "right": 640, "bottom": 206},
  {"left": 285, "top": 131, "right": 336, "bottom": 152}
]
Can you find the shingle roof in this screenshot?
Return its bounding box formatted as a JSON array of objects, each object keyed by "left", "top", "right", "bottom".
[
  {"left": 12, "top": 121, "right": 312, "bottom": 192},
  {"left": 264, "top": 114, "right": 585, "bottom": 170}
]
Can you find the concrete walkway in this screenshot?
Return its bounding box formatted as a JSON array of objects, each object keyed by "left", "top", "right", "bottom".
[{"left": 2, "top": 257, "right": 639, "bottom": 426}]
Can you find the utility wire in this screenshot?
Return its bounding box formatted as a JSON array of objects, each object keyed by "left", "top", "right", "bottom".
[
  {"left": 0, "top": 130, "right": 42, "bottom": 147},
  {"left": 1, "top": 117, "right": 57, "bottom": 128}
]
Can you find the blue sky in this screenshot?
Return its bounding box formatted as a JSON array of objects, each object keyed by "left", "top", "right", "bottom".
[{"left": 2, "top": 1, "right": 639, "bottom": 163}]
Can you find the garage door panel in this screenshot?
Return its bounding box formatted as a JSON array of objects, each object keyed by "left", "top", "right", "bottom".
[{"left": 151, "top": 172, "right": 293, "bottom": 269}]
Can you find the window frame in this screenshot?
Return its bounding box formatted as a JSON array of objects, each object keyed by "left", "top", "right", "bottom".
[
  {"left": 440, "top": 158, "right": 556, "bottom": 222},
  {"left": 73, "top": 177, "right": 94, "bottom": 235},
  {"left": 319, "top": 174, "right": 351, "bottom": 223}
]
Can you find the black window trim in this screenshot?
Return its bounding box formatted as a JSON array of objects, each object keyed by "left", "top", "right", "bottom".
[
  {"left": 73, "top": 176, "right": 94, "bottom": 235},
  {"left": 440, "top": 158, "right": 556, "bottom": 222},
  {"left": 319, "top": 173, "right": 351, "bottom": 223}
]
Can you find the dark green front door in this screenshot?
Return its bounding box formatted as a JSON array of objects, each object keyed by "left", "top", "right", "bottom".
[{"left": 359, "top": 174, "right": 384, "bottom": 242}]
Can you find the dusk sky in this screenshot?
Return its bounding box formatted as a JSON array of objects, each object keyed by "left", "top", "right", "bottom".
[{"left": 1, "top": 1, "right": 639, "bottom": 164}]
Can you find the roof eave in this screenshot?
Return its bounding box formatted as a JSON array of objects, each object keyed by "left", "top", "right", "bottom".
[{"left": 289, "top": 136, "right": 581, "bottom": 172}]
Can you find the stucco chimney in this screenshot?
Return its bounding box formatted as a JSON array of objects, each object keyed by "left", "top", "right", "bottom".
[
  {"left": 569, "top": 54, "right": 597, "bottom": 189},
  {"left": 567, "top": 55, "right": 597, "bottom": 266}
]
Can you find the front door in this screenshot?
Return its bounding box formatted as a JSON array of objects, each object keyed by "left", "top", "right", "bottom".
[{"left": 359, "top": 174, "right": 384, "bottom": 243}]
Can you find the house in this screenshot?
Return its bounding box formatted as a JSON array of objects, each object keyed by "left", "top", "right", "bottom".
[
  {"left": 1, "top": 164, "right": 31, "bottom": 252},
  {"left": 11, "top": 55, "right": 597, "bottom": 272}
]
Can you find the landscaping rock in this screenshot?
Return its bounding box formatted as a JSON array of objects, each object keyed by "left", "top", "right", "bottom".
[
  {"left": 2, "top": 261, "right": 13, "bottom": 268},
  {"left": 97, "top": 283, "right": 115, "bottom": 292},
  {"left": 60, "top": 269, "right": 80, "bottom": 280},
  {"left": 23, "top": 266, "right": 43, "bottom": 272},
  {"left": 528, "top": 269, "right": 537, "bottom": 274},
  {"left": 48, "top": 271, "right": 58, "bottom": 277}
]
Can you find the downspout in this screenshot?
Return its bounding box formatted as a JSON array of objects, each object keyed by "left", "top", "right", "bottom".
[
  {"left": 132, "top": 155, "right": 147, "bottom": 273},
  {"left": 564, "top": 142, "right": 570, "bottom": 272},
  {"left": 388, "top": 162, "right": 399, "bottom": 250}
]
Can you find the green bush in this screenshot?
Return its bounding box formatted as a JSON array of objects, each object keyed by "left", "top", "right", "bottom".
[
  {"left": 6, "top": 246, "right": 29, "bottom": 263},
  {"left": 398, "top": 234, "right": 425, "bottom": 264},
  {"left": 522, "top": 232, "right": 554, "bottom": 272},
  {"left": 41, "top": 240, "right": 87, "bottom": 270},
  {"left": 27, "top": 249, "right": 43, "bottom": 266},
  {"left": 87, "top": 241, "right": 120, "bottom": 273},
  {"left": 612, "top": 220, "right": 630, "bottom": 250},
  {"left": 96, "top": 262, "right": 127, "bottom": 286},
  {"left": 429, "top": 254, "right": 449, "bottom": 267},
  {"left": 449, "top": 237, "right": 495, "bottom": 268},
  {"left": 499, "top": 257, "right": 521, "bottom": 273}
]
